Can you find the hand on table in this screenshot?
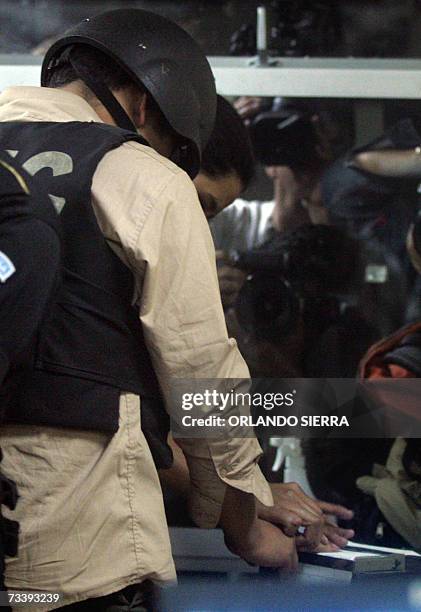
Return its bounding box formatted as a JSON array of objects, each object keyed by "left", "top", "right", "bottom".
[{"left": 257, "top": 483, "right": 354, "bottom": 552}]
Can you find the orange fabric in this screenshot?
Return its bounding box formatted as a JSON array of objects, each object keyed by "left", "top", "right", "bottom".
[
  {"left": 359, "top": 321, "right": 421, "bottom": 379},
  {"left": 366, "top": 363, "right": 417, "bottom": 380},
  {"left": 359, "top": 323, "right": 421, "bottom": 425}
]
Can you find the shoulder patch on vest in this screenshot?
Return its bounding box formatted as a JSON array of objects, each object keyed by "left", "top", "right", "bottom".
[{"left": 0, "top": 251, "right": 16, "bottom": 282}]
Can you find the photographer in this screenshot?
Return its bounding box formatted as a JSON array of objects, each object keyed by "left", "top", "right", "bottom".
[
  {"left": 210, "top": 98, "right": 377, "bottom": 374},
  {"left": 322, "top": 119, "right": 421, "bottom": 332},
  {"left": 231, "top": 223, "right": 376, "bottom": 379},
  {"left": 210, "top": 96, "right": 342, "bottom": 309}
]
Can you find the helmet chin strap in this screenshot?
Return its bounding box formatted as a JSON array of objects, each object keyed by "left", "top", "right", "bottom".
[
  {"left": 68, "top": 50, "right": 137, "bottom": 133},
  {"left": 67, "top": 47, "right": 198, "bottom": 176}
]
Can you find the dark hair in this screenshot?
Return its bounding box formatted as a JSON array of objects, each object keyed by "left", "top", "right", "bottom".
[
  {"left": 201, "top": 95, "right": 255, "bottom": 190},
  {"left": 46, "top": 45, "right": 137, "bottom": 90},
  {"left": 46, "top": 44, "right": 170, "bottom": 135}
]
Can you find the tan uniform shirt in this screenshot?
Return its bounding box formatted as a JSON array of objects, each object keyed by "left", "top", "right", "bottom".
[{"left": 0, "top": 87, "right": 272, "bottom": 610}]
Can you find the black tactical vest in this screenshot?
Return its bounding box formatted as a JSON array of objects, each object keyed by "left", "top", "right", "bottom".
[{"left": 0, "top": 121, "right": 172, "bottom": 468}]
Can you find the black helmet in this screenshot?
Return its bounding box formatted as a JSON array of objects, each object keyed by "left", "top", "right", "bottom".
[{"left": 41, "top": 9, "right": 216, "bottom": 178}]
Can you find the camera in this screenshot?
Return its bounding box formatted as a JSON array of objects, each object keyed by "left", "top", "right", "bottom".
[
  {"left": 232, "top": 224, "right": 360, "bottom": 340},
  {"left": 249, "top": 105, "right": 319, "bottom": 169}
]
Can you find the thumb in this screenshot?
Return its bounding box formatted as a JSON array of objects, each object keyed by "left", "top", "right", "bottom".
[{"left": 356, "top": 475, "right": 379, "bottom": 496}]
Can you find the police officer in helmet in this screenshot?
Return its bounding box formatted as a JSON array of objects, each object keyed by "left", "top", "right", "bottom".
[{"left": 0, "top": 9, "right": 290, "bottom": 610}]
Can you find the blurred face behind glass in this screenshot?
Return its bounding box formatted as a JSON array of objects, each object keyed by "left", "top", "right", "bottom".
[{"left": 193, "top": 171, "right": 243, "bottom": 220}]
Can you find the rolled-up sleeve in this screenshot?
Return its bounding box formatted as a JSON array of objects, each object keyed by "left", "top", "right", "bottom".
[{"left": 92, "top": 145, "right": 273, "bottom": 527}]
